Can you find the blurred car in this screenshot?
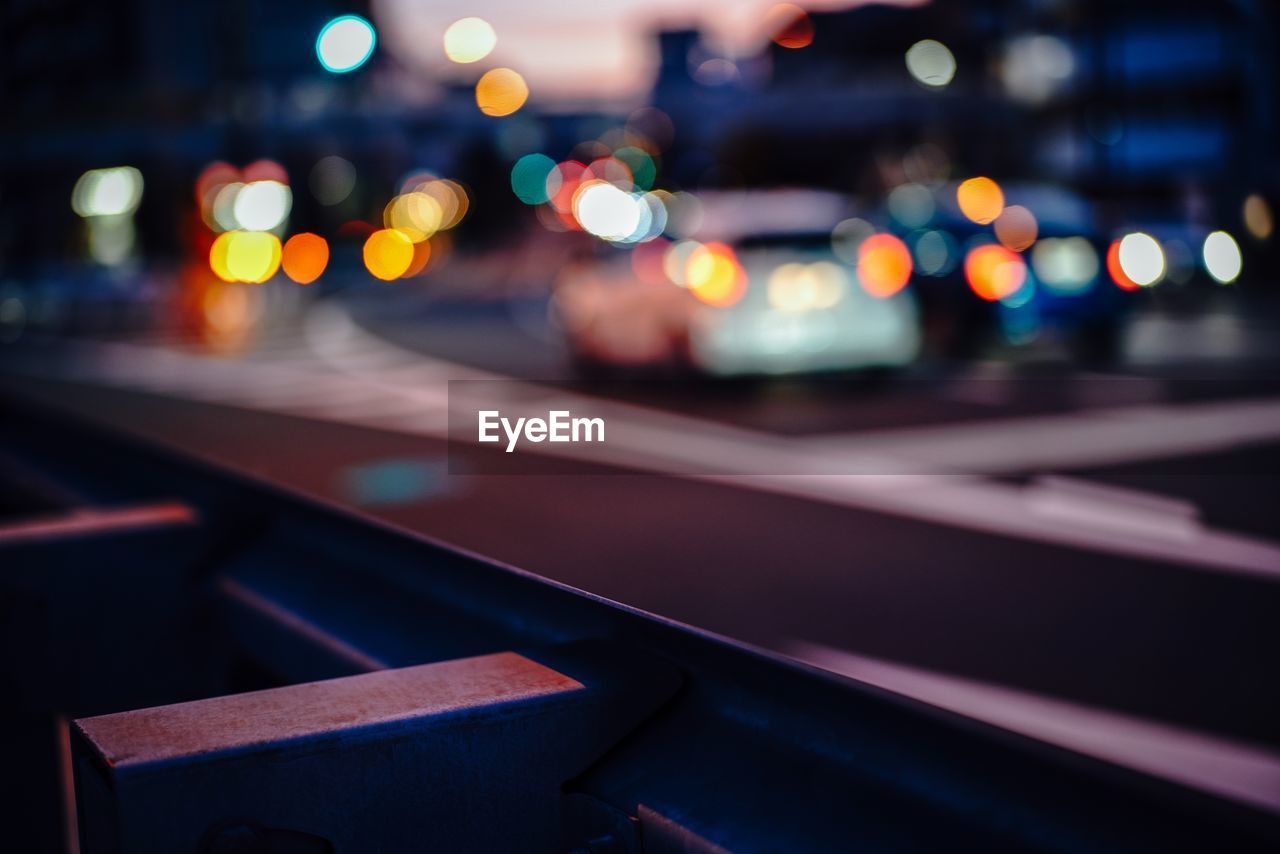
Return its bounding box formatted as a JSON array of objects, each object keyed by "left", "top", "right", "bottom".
[
  {"left": 887, "top": 182, "right": 1131, "bottom": 363},
  {"left": 553, "top": 189, "right": 921, "bottom": 376}
]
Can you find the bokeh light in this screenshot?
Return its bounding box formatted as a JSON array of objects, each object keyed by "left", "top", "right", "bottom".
[
  {"left": 211, "top": 183, "right": 244, "bottom": 232},
  {"left": 1243, "top": 194, "right": 1273, "bottom": 241},
  {"left": 664, "top": 240, "right": 702, "bottom": 286},
  {"left": 1031, "top": 237, "right": 1098, "bottom": 294},
  {"left": 574, "top": 182, "right": 641, "bottom": 241},
  {"left": 993, "top": 205, "right": 1038, "bottom": 251},
  {"left": 856, "top": 233, "right": 913, "bottom": 298},
  {"left": 910, "top": 229, "right": 958, "bottom": 276},
  {"left": 768, "top": 262, "right": 845, "bottom": 312},
  {"left": 243, "top": 159, "right": 288, "bottom": 184},
  {"left": 905, "top": 40, "right": 956, "bottom": 88},
  {"left": 475, "top": 68, "right": 529, "bottom": 117},
  {"left": 71, "top": 167, "right": 143, "bottom": 217},
  {"left": 612, "top": 147, "right": 657, "bottom": 191},
  {"left": 86, "top": 216, "right": 135, "bottom": 266},
  {"left": 281, "top": 233, "right": 329, "bottom": 284},
  {"left": 402, "top": 239, "right": 433, "bottom": 279},
  {"left": 586, "top": 156, "right": 635, "bottom": 191},
  {"left": 766, "top": 4, "right": 815, "bottom": 49},
  {"left": 1001, "top": 35, "right": 1075, "bottom": 104},
  {"left": 316, "top": 15, "right": 376, "bottom": 73},
  {"left": 511, "top": 153, "right": 557, "bottom": 204},
  {"left": 384, "top": 193, "right": 445, "bottom": 243},
  {"left": 200, "top": 280, "right": 261, "bottom": 347},
  {"left": 384, "top": 193, "right": 443, "bottom": 243},
  {"left": 363, "top": 229, "right": 415, "bottom": 280},
  {"left": 686, "top": 242, "right": 746, "bottom": 307},
  {"left": 956, "top": 177, "right": 1004, "bottom": 225},
  {"left": 661, "top": 192, "right": 703, "bottom": 238},
  {"left": 831, "top": 217, "right": 875, "bottom": 265},
  {"left": 546, "top": 160, "right": 587, "bottom": 214},
  {"left": 229, "top": 231, "right": 282, "bottom": 283},
  {"left": 309, "top": 156, "right": 356, "bottom": 206},
  {"left": 629, "top": 193, "right": 668, "bottom": 243},
  {"left": 443, "top": 17, "right": 497, "bottom": 64},
  {"left": 964, "top": 244, "right": 1026, "bottom": 301},
  {"left": 887, "top": 183, "right": 935, "bottom": 229},
  {"left": 1117, "top": 232, "right": 1165, "bottom": 287},
  {"left": 418, "top": 179, "right": 469, "bottom": 230},
  {"left": 210, "top": 231, "right": 282, "bottom": 284},
  {"left": 1202, "top": 230, "right": 1242, "bottom": 284},
  {"left": 1106, "top": 240, "right": 1138, "bottom": 291},
  {"left": 233, "top": 180, "right": 292, "bottom": 231},
  {"left": 195, "top": 162, "right": 237, "bottom": 209},
  {"left": 209, "top": 232, "right": 235, "bottom": 282}
]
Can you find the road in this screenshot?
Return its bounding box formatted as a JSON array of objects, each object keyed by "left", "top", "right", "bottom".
[{"left": 3, "top": 283, "right": 1280, "bottom": 811}]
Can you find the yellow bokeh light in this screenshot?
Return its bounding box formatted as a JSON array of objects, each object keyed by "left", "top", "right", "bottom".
[
  {"left": 443, "top": 17, "right": 497, "bottom": 64},
  {"left": 363, "top": 229, "right": 415, "bottom": 280},
  {"left": 475, "top": 68, "right": 529, "bottom": 117},
  {"left": 686, "top": 242, "right": 746, "bottom": 307},
  {"left": 226, "top": 231, "right": 282, "bottom": 283},
  {"left": 209, "top": 232, "right": 236, "bottom": 282},
  {"left": 384, "top": 192, "right": 443, "bottom": 242},
  {"left": 768, "top": 262, "right": 845, "bottom": 312},
  {"left": 957, "top": 177, "right": 1005, "bottom": 225},
  {"left": 210, "top": 231, "right": 281, "bottom": 283},
  {"left": 415, "top": 179, "right": 469, "bottom": 230}
]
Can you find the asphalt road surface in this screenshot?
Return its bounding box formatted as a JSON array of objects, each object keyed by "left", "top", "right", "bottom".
[{"left": 3, "top": 286, "right": 1279, "bottom": 812}]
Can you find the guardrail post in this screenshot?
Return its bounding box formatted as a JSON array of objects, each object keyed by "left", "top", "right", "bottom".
[{"left": 71, "top": 647, "right": 680, "bottom": 853}]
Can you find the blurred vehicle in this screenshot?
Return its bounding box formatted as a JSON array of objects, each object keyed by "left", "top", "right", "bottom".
[
  {"left": 892, "top": 182, "right": 1130, "bottom": 363},
  {"left": 553, "top": 189, "right": 921, "bottom": 376}
]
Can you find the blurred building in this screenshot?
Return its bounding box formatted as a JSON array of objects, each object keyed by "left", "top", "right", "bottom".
[
  {"left": 649, "top": 0, "right": 1278, "bottom": 233},
  {"left": 652, "top": 2, "right": 1015, "bottom": 190}
]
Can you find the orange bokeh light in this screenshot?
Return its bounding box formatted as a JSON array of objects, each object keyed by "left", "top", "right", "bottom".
[
  {"left": 475, "top": 68, "right": 529, "bottom": 117},
  {"left": 686, "top": 242, "right": 747, "bottom": 307},
  {"left": 209, "top": 232, "right": 236, "bottom": 282},
  {"left": 965, "top": 244, "right": 1027, "bottom": 301},
  {"left": 363, "top": 229, "right": 415, "bottom": 281},
  {"left": 857, "top": 233, "right": 913, "bottom": 297},
  {"left": 401, "top": 239, "right": 433, "bottom": 278},
  {"left": 1106, "top": 239, "right": 1139, "bottom": 290},
  {"left": 957, "top": 177, "right": 1005, "bottom": 225},
  {"left": 281, "top": 233, "right": 329, "bottom": 284},
  {"left": 766, "top": 4, "right": 815, "bottom": 49},
  {"left": 547, "top": 160, "right": 587, "bottom": 214}
]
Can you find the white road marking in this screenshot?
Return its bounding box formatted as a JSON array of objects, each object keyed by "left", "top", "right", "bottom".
[
  {"left": 15, "top": 306, "right": 1280, "bottom": 580},
  {"left": 788, "top": 640, "right": 1280, "bottom": 815},
  {"left": 306, "top": 305, "right": 1280, "bottom": 580}
]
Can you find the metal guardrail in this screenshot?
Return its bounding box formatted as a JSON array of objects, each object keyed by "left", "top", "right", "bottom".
[{"left": 2, "top": 390, "right": 1278, "bottom": 852}]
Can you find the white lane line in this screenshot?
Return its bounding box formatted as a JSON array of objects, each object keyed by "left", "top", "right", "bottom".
[
  {"left": 19, "top": 310, "right": 1280, "bottom": 580},
  {"left": 788, "top": 640, "right": 1280, "bottom": 815},
  {"left": 1024, "top": 476, "right": 1201, "bottom": 543},
  {"left": 808, "top": 399, "right": 1280, "bottom": 474},
  {"left": 308, "top": 305, "right": 1280, "bottom": 580}
]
